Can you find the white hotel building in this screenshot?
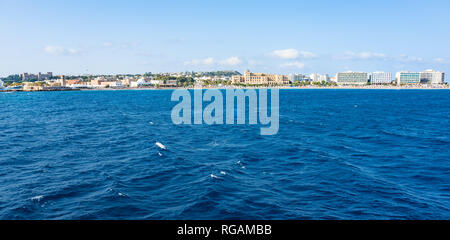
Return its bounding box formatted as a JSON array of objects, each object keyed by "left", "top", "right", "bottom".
[
  {"left": 336, "top": 72, "right": 369, "bottom": 85},
  {"left": 309, "top": 73, "right": 329, "bottom": 82},
  {"left": 420, "top": 70, "right": 445, "bottom": 85},
  {"left": 289, "top": 74, "right": 309, "bottom": 82},
  {"left": 396, "top": 72, "right": 421, "bottom": 85},
  {"left": 370, "top": 72, "right": 392, "bottom": 84}
]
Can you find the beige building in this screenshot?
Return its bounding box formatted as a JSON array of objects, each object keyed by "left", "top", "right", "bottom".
[
  {"left": 232, "top": 70, "right": 290, "bottom": 85},
  {"left": 121, "top": 77, "right": 138, "bottom": 87},
  {"left": 23, "top": 82, "right": 45, "bottom": 91},
  {"left": 90, "top": 78, "right": 105, "bottom": 86}
]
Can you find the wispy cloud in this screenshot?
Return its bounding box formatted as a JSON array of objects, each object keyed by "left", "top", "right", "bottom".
[
  {"left": 184, "top": 56, "right": 243, "bottom": 67},
  {"left": 119, "top": 42, "right": 140, "bottom": 50},
  {"left": 184, "top": 57, "right": 215, "bottom": 66},
  {"left": 335, "top": 51, "right": 387, "bottom": 60},
  {"left": 100, "top": 41, "right": 142, "bottom": 51},
  {"left": 44, "top": 45, "right": 79, "bottom": 56},
  {"left": 298, "top": 51, "right": 317, "bottom": 59},
  {"left": 334, "top": 51, "right": 442, "bottom": 65},
  {"left": 165, "top": 37, "right": 187, "bottom": 44},
  {"left": 219, "top": 57, "right": 242, "bottom": 66},
  {"left": 280, "top": 61, "right": 305, "bottom": 69},
  {"left": 248, "top": 60, "right": 264, "bottom": 66},
  {"left": 102, "top": 42, "right": 113, "bottom": 47},
  {"left": 397, "top": 54, "right": 424, "bottom": 63},
  {"left": 433, "top": 58, "right": 446, "bottom": 63}
]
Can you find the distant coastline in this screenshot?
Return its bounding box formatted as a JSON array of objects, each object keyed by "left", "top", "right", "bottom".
[
  {"left": 2, "top": 85, "right": 450, "bottom": 92},
  {"left": 2, "top": 70, "right": 447, "bottom": 93}
]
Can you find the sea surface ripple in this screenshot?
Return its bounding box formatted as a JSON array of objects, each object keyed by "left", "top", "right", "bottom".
[{"left": 0, "top": 89, "right": 449, "bottom": 219}]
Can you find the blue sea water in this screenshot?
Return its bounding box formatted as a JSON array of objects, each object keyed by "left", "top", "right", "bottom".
[{"left": 0, "top": 89, "right": 449, "bottom": 220}]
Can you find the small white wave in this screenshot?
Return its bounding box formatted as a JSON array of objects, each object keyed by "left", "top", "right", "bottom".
[
  {"left": 210, "top": 174, "right": 221, "bottom": 179},
  {"left": 118, "top": 192, "right": 128, "bottom": 197},
  {"left": 31, "top": 195, "right": 44, "bottom": 202},
  {"left": 158, "top": 152, "right": 163, "bottom": 157},
  {"left": 220, "top": 171, "right": 227, "bottom": 175},
  {"left": 155, "top": 142, "right": 166, "bottom": 150},
  {"left": 208, "top": 141, "right": 220, "bottom": 147},
  {"left": 237, "top": 160, "right": 246, "bottom": 169},
  {"left": 107, "top": 188, "right": 128, "bottom": 198}
]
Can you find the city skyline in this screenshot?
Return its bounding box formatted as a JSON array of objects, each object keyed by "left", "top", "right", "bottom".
[{"left": 1, "top": 0, "right": 449, "bottom": 80}]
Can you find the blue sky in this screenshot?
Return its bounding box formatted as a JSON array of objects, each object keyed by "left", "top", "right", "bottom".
[{"left": 1, "top": 0, "right": 449, "bottom": 77}]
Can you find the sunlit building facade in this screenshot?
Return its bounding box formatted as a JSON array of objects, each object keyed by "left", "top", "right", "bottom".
[{"left": 232, "top": 70, "right": 290, "bottom": 85}]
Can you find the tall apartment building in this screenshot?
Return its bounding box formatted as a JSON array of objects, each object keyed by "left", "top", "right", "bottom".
[
  {"left": 396, "top": 72, "right": 420, "bottom": 85},
  {"left": 420, "top": 70, "right": 445, "bottom": 85},
  {"left": 336, "top": 72, "right": 369, "bottom": 85},
  {"left": 232, "top": 70, "right": 290, "bottom": 85},
  {"left": 309, "top": 73, "right": 329, "bottom": 82},
  {"left": 370, "top": 72, "right": 392, "bottom": 84}
]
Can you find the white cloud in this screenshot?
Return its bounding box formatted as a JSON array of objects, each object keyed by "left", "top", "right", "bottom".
[
  {"left": 270, "top": 49, "right": 299, "bottom": 59},
  {"left": 220, "top": 57, "right": 242, "bottom": 66},
  {"left": 269, "top": 49, "right": 317, "bottom": 59},
  {"left": 280, "top": 61, "right": 305, "bottom": 69},
  {"left": 44, "top": 46, "right": 79, "bottom": 56},
  {"left": 184, "top": 57, "right": 215, "bottom": 66},
  {"left": 203, "top": 57, "right": 215, "bottom": 65},
  {"left": 336, "top": 51, "right": 387, "bottom": 60}
]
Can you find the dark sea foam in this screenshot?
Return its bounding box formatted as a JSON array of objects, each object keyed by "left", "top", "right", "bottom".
[{"left": 0, "top": 89, "right": 449, "bottom": 219}]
